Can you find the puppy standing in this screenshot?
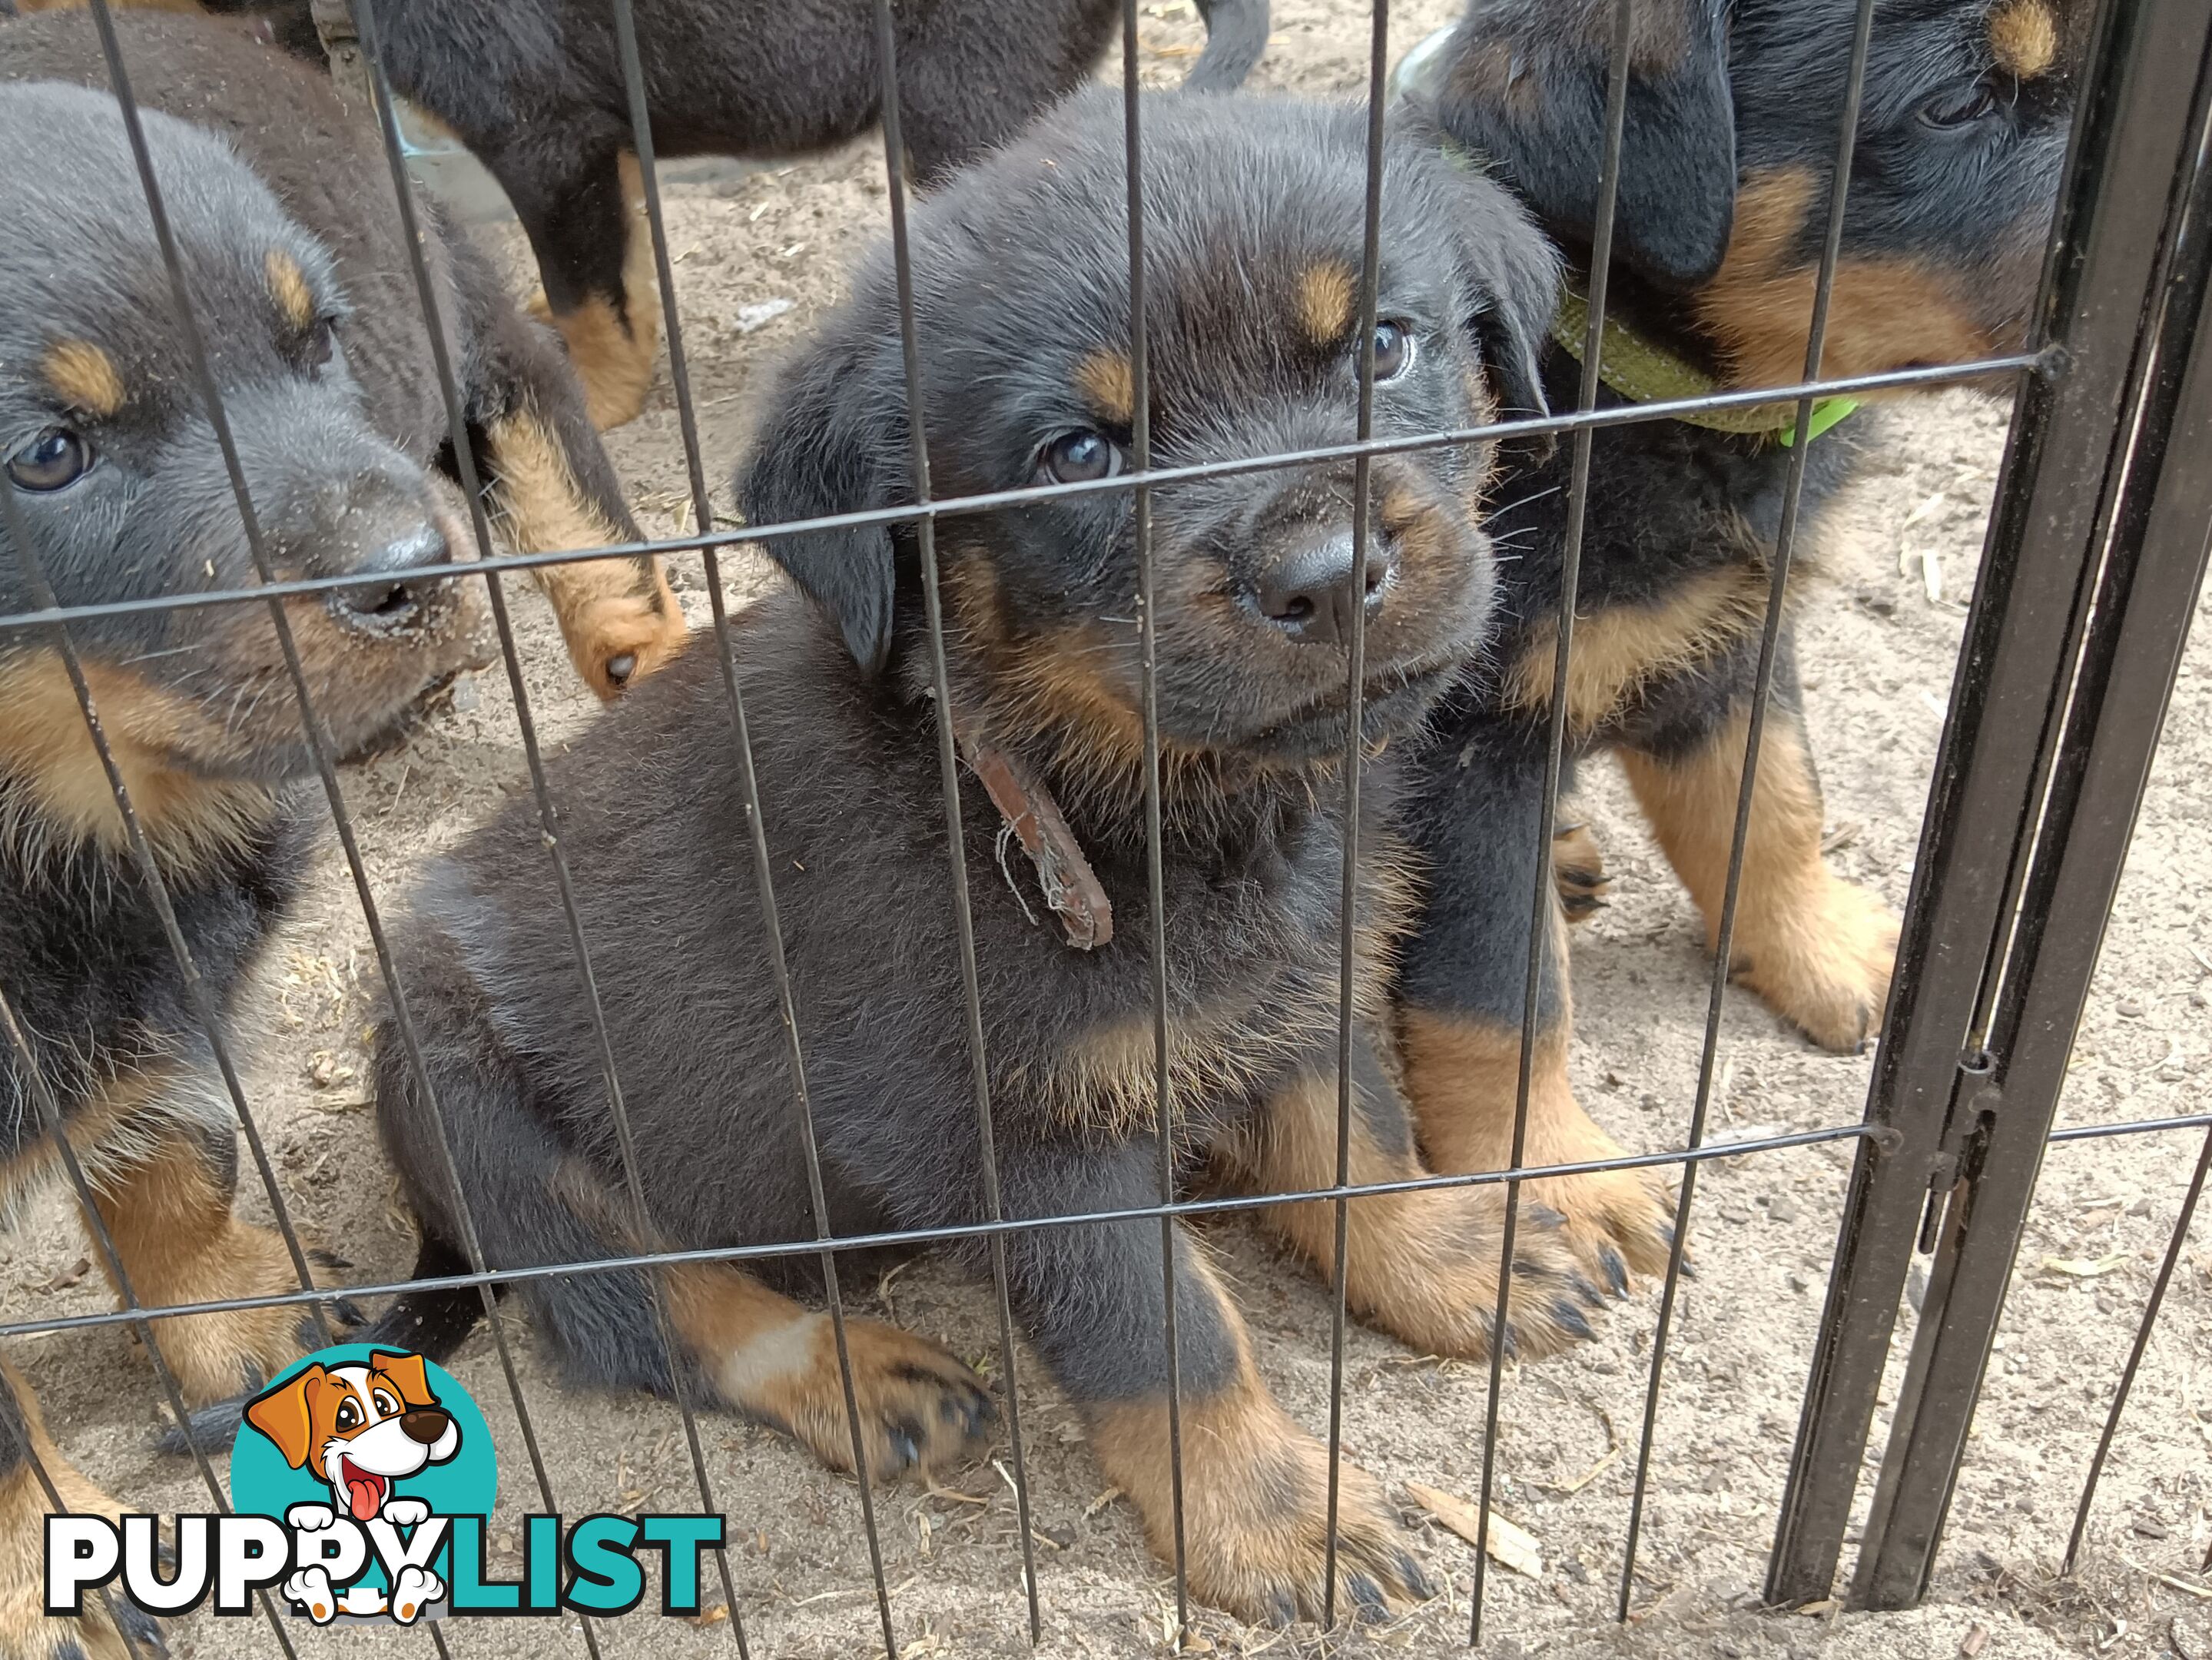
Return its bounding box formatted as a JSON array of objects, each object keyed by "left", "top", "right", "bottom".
[
  {"left": 5, "top": 8, "right": 687, "bottom": 699},
  {"left": 1389, "top": 0, "right": 2080, "bottom": 1280},
  {"left": 365, "top": 91, "right": 1589, "bottom": 1624},
  {"left": 326, "top": 0, "right": 1272, "bottom": 429}
]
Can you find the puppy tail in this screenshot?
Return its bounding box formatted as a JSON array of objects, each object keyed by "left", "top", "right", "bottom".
[
  {"left": 153, "top": 1235, "right": 493, "bottom": 1460},
  {"left": 1186, "top": 0, "right": 1269, "bottom": 91}
]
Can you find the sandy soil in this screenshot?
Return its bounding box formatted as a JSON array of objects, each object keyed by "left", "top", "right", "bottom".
[{"left": 10, "top": 5, "right": 2209, "bottom": 1658}]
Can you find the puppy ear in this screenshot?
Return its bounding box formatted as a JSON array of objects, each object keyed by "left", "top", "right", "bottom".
[
  {"left": 1424, "top": 0, "right": 1736, "bottom": 291},
  {"left": 370, "top": 1350, "right": 436, "bottom": 1407},
  {"left": 245, "top": 1366, "right": 323, "bottom": 1469},
  {"left": 737, "top": 320, "right": 911, "bottom": 676},
  {"left": 1395, "top": 124, "right": 1563, "bottom": 444}
]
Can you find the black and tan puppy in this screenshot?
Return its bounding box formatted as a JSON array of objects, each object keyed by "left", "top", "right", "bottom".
[
  {"left": 365, "top": 91, "right": 1580, "bottom": 1623},
  {"left": 1389, "top": 0, "right": 2079, "bottom": 1279},
  {"left": 5, "top": 8, "right": 687, "bottom": 700},
  {"left": 0, "top": 75, "right": 498, "bottom": 1658},
  {"left": 307, "top": 0, "right": 1271, "bottom": 430}
]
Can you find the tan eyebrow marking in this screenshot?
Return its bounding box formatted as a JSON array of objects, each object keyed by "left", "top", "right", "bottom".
[
  {"left": 1295, "top": 261, "right": 1358, "bottom": 344},
  {"left": 266, "top": 249, "right": 316, "bottom": 331},
  {"left": 1073, "top": 347, "right": 1135, "bottom": 423},
  {"left": 1988, "top": 0, "right": 2058, "bottom": 78},
  {"left": 41, "top": 340, "right": 125, "bottom": 417}
]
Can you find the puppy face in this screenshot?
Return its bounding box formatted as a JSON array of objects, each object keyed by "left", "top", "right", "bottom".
[
  {"left": 1426, "top": 0, "right": 2078, "bottom": 387},
  {"left": 0, "top": 81, "right": 481, "bottom": 853},
  {"left": 741, "top": 91, "right": 1558, "bottom": 771},
  {"left": 244, "top": 1350, "right": 460, "bottom": 1522}
]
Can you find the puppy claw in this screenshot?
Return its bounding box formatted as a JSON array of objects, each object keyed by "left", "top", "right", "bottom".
[{"left": 1599, "top": 1247, "right": 1630, "bottom": 1298}]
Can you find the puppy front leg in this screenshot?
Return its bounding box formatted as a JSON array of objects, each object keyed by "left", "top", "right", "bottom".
[
  {"left": 0, "top": 1360, "right": 161, "bottom": 1660},
  {"left": 1000, "top": 1142, "right": 1432, "bottom": 1627},
  {"left": 453, "top": 231, "right": 685, "bottom": 699},
  {"left": 662, "top": 1262, "right": 992, "bottom": 1481},
  {"left": 1222, "top": 1043, "right": 1604, "bottom": 1362},
  {"left": 1398, "top": 719, "right": 1674, "bottom": 1284},
  {"left": 1619, "top": 652, "right": 1899, "bottom": 1051},
  {"left": 90, "top": 1104, "right": 333, "bottom": 1405}
]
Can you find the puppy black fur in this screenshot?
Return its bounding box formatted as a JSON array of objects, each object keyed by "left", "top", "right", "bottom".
[
  {"left": 260, "top": 0, "right": 1270, "bottom": 428},
  {"left": 361, "top": 89, "right": 1581, "bottom": 1625},
  {"left": 1388, "top": 0, "right": 2080, "bottom": 1282},
  {"left": 0, "top": 40, "right": 532, "bottom": 1656},
  {"left": 6, "top": 10, "right": 689, "bottom": 702}
]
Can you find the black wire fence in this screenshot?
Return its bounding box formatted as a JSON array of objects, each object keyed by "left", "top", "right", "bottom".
[{"left": 0, "top": 0, "right": 2207, "bottom": 1650}]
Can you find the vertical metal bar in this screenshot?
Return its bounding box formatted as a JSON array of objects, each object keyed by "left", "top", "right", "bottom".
[
  {"left": 1849, "top": 56, "right": 2212, "bottom": 1601},
  {"left": 1468, "top": 0, "right": 1634, "bottom": 1641},
  {"left": 1767, "top": 0, "right": 2212, "bottom": 1604},
  {"left": 83, "top": 29, "right": 587, "bottom": 1632},
  {"left": 63, "top": 0, "right": 345, "bottom": 1353},
  {"left": 1617, "top": 0, "right": 1879, "bottom": 1617},
  {"left": 857, "top": 0, "right": 1044, "bottom": 1638},
  {"left": 2064, "top": 1123, "right": 2212, "bottom": 1572},
  {"left": 1117, "top": 5, "right": 1189, "bottom": 1641},
  {"left": 1321, "top": 0, "right": 1388, "bottom": 1628}
]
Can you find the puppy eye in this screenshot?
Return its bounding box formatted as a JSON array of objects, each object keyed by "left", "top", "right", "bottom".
[
  {"left": 1365, "top": 320, "right": 1416, "bottom": 383},
  {"left": 1919, "top": 82, "right": 2000, "bottom": 129},
  {"left": 335, "top": 1400, "right": 360, "bottom": 1429},
  {"left": 372, "top": 1389, "right": 400, "bottom": 1416},
  {"left": 6, "top": 428, "right": 92, "bottom": 493},
  {"left": 306, "top": 316, "right": 337, "bottom": 372},
  {"left": 1040, "top": 430, "right": 1124, "bottom": 485}
]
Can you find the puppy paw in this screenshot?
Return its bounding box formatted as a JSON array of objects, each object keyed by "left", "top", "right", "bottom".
[
  {"left": 284, "top": 1503, "right": 337, "bottom": 1534},
  {"left": 283, "top": 1567, "right": 338, "bottom": 1625},
  {"left": 743, "top": 1314, "right": 994, "bottom": 1482},
  {"left": 1553, "top": 818, "right": 1611, "bottom": 923},
  {"left": 555, "top": 562, "right": 687, "bottom": 699},
  {"left": 134, "top": 1220, "right": 329, "bottom": 1407},
  {"left": 381, "top": 1498, "right": 430, "bottom": 1529},
  {"left": 389, "top": 1565, "right": 444, "bottom": 1624},
  {"left": 1345, "top": 1187, "right": 1610, "bottom": 1363},
  {"left": 1096, "top": 1391, "right": 1436, "bottom": 1628},
  {"left": 531, "top": 290, "right": 656, "bottom": 430},
  {"left": 1733, "top": 873, "right": 1901, "bottom": 1053}
]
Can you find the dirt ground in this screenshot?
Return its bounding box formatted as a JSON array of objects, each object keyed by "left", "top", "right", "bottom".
[{"left": 12, "top": 5, "right": 2210, "bottom": 1658}]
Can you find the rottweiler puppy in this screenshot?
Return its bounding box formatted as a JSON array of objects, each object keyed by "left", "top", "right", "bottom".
[
  {"left": 5, "top": 8, "right": 685, "bottom": 700},
  {"left": 363, "top": 90, "right": 1583, "bottom": 1623},
  {"left": 0, "top": 74, "right": 500, "bottom": 1658},
  {"left": 1390, "top": 0, "right": 2079, "bottom": 1280},
  {"left": 303, "top": 0, "right": 1272, "bottom": 430}
]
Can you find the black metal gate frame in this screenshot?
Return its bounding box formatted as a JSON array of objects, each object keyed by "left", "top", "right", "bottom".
[{"left": 0, "top": 0, "right": 2205, "bottom": 1652}]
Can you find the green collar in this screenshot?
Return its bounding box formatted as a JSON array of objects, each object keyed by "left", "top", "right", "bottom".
[{"left": 1550, "top": 285, "right": 1861, "bottom": 447}]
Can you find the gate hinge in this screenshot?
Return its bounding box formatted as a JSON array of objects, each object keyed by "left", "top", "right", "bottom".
[{"left": 1919, "top": 1051, "right": 2000, "bottom": 1251}]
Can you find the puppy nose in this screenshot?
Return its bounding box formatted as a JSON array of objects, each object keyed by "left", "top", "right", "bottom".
[
  {"left": 1255, "top": 527, "right": 1391, "bottom": 645},
  {"left": 325, "top": 521, "right": 446, "bottom": 639},
  {"left": 398, "top": 1408, "right": 450, "bottom": 1445}
]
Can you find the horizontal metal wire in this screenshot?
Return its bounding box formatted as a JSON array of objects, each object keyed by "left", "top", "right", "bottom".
[
  {"left": 0, "top": 354, "right": 2043, "bottom": 636},
  {"left": 0, "top": 1122, "right": 1889, "bottom": 1343},
  {"left": 2047, "top": 1108, "right": 2212, "bottom": 1141}
]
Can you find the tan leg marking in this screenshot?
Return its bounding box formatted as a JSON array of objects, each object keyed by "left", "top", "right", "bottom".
[
  {"left": 1553, "top": 813, "right": 1610, "bottom": 923},
  {"left": 483, "top": 409, "right": 685, "bottom": 699},
  {"left": 0, "top": 1360, "right": 152, "bottom": 1660},
  {"left": 1621, "top": 709, "right": 1900, "bottom": 1051},
  {"left": 663, "top": 1263, "right": 990, "bottom": 1480},
  {"left": 1399, "top": 1003, "right": 1674, "bottom": 1284},
  {"left": 531, "top": 154, "right": 661, "bottom": 429},
  {"left": 1085, "top": 1260, "right": 1432, "bottom": 1627},
  {"left": 1223, "top": 1070, "right": 1600, "bottom": 1361},
  {"left": 91, "top": 1126, "right": 320, "bottom": 1406}
]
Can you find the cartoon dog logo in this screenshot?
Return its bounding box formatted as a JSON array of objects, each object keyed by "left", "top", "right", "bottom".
[{"left": 244, "top": 1349, "right": 460, "bottom": 1623}]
